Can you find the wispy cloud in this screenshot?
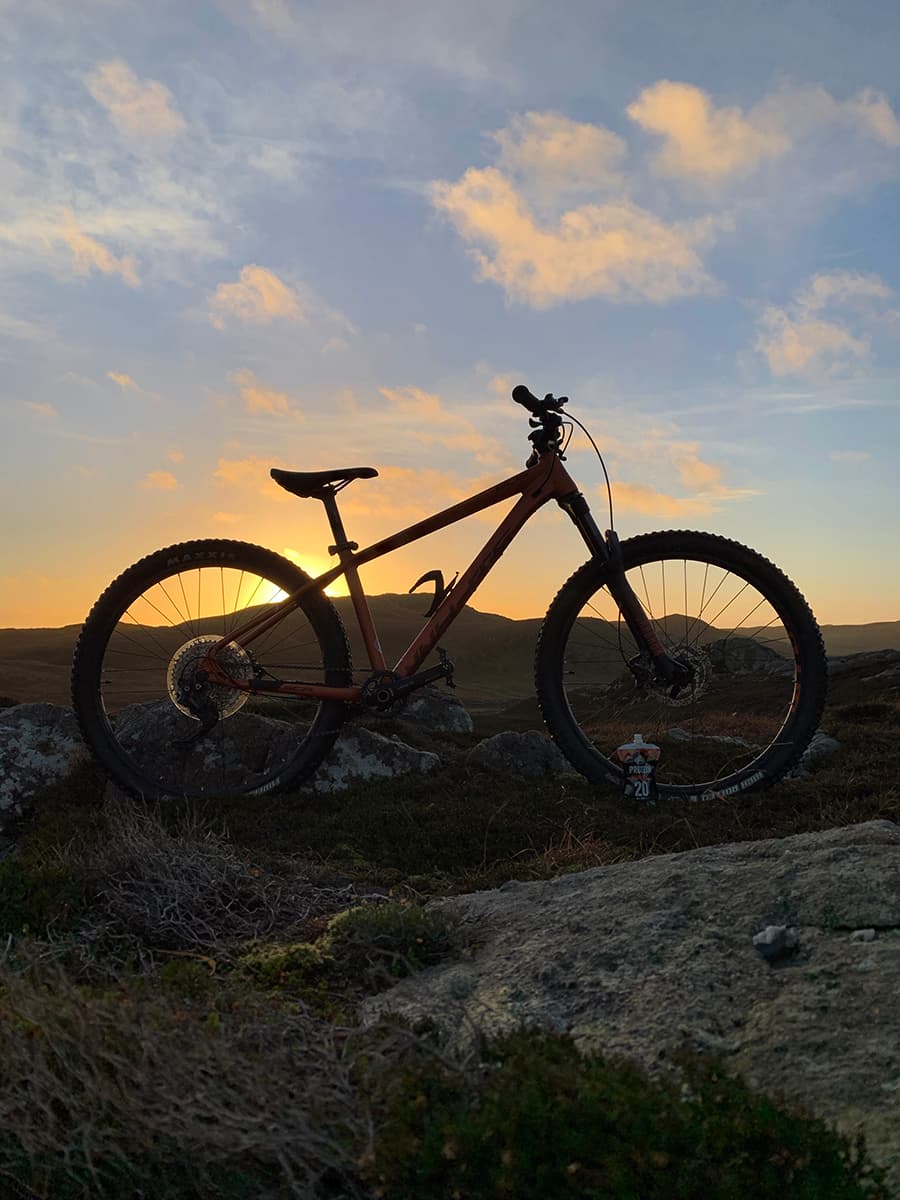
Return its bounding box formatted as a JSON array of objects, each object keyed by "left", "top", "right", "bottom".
[
  {"left": 25, "top": 401, "right": 59, "bottom": 420},
  {"left": 756, "top": 270, "right": 894, "bottom": 378},
  {"left": 57, "top": 210, "right": 140, "bottom": 287},
  {"left": 491, "top": 111, "right": 627, "bottom": 205},
  {"left": 141, "top": 470, "right": 180, "bottom": 490},
  {"left": 230, "top": 368, "right": 304, "bottom": 418},
  {"left": 627, "top": 81, "right": 789, "bottom": 181},
  {"left": 432, "top": 165, "right": 721, "bottom": 308},
  {"left": 85, "top": 59, "right": 186, "bottom": 147},
  {"left": 610, "top": 481, "right": 714, "bottom": 517},
  {"left": 107, "top": 370, "right": 140, "bottom": 391},
  {"left": 209, "top": 265, "right": 304, "bottom": 329}
]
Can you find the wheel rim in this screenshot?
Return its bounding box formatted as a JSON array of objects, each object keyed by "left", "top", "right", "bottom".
[
  {"left": 95, "top": 562, "right": 334, "bottom": 798},
  {"left": 561, "top": 553, "right": 801, "bottom": 794}
]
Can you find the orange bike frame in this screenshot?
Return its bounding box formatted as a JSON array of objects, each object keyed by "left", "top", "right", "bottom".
[{"left": 207, "top": 453, "right": 608, "bottom": 702}]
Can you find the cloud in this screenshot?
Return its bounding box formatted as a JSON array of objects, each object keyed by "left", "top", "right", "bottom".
[
  {"left": 794, "top": 270, "right": 892, "bottom": 313},
  {"left": 756, "top": 309, "right": 870, "bottom": 378},
  {"left": 610, "top": 481, "right": 713, "bottom": 517},
  {"left": 377, "top": 384, "right": 505, "bottom": 465},
  {"left": 776, "top": 85, "right": 900, "bottom": 148},
  {"left": 141, "top": 470, "right": 180, "bottom": 490},
  {"left": 491, "top": 111, "right": 627, "bottom": 204},
  {"left": 167, "top": 446, "right": 184, "bottom": 463},
  {"left": 669, "top": 444, "right": 724, "bottom": 491},
  {"left": 107, "top": 370, "right": 139, "bottom": 391},
  {"left": 25, "top": 401, "right": 58, "bottom": 420},
  {"left": 230, "top": 368, "right": 303, "bottom": 418},
  {"left": 756, "top": 270, "right": 893, "bottom": 378},
  {"left": 85, "top": 59, "right": 186, "bottom": 145},
  {"left": 209, "top": 265, "right": 304, "bottom": 329},
  {"left": 627, "top": 81, "right": 790, "bottom": 181},
  {"left": 829, "top": 450, "right": 870, "bottom": 463},
  {"left": 214, "top": 455, "right": 289, "bottom": 500},
  {"left": 57, "top": 210, "right": 140, "bottom": 287},
  {"left": 847, "top": 88, "right": 900, "bottom": 146},
  {"left": 247, "top": 0, "right": 296, "bottom": 35},
  {"left": 432, "top": 165, "right": 720, "bottom": 308}
]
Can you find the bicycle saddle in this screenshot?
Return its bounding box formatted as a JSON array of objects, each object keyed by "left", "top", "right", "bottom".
[{"left": 270, "top": 466, "right": 378, "bottom": 498}]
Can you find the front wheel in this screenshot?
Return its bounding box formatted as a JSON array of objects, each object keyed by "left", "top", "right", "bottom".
[
  {"left": 72, "top": 539, "right": 352, "bottom": 801},
  {"left": 536, "top": 531, "right": 826, "bottom": 799}
]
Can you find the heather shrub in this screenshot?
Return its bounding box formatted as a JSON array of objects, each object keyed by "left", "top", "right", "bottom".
[{"left": 362, "top": 1029, "right": 888, "bottom": 1200}]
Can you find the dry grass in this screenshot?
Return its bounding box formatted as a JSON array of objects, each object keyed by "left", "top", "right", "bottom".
[
  {"left": 0, "top": 948, "right": 368, "bottom": 1199},
  {"left": 68, "top": 792, "right": 368, "bottom": 958}
]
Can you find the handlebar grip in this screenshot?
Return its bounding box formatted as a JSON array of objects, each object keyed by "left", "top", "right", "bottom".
[{"left": 512, "top": 384, "right": 541, "bottom": 412}]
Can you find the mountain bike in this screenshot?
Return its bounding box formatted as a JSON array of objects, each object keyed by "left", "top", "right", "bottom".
[{"left": 71, "top": 385, "right": 827, "bottom": 803}]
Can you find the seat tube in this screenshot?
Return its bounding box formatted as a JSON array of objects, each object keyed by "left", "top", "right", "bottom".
[{"left": 321, "top": 489, "right": 386, "bottom": 671}]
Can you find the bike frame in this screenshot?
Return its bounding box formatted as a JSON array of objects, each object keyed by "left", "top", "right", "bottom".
[{"left": 205, "top": 451, "right": 668, "bottom": 701}]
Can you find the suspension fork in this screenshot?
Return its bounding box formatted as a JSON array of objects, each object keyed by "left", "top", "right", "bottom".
[{"left": 557, "top": 491, "right": 689, "bottom": 686}]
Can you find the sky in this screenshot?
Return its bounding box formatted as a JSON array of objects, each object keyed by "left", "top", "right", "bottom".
[{"left": 2, "top": 0, "right": 900, "bottom": 628}]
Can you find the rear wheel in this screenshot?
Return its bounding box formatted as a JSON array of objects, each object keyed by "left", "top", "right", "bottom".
[
  {"left": 72, "top": 540, "right": 351, "bottom": 800},
  {"left": 535, "top": 531, "right": 826, "bottom": 799}
]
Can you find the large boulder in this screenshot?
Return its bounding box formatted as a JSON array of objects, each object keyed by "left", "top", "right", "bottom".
[
  {"left": 0, "top": 703, "right": 89, "bottom": 829},
  {"left": 364, "top": 821, "right": 900, "bottom": 1192},
  {"left": 397, "top": 686, "right": 474, "bottom": 734},
  {"left": 466, "top": 730, "right": 570, "bottom": 778},
  {"left": 306, "top": 726, "right": 442, "bottom": 793}
]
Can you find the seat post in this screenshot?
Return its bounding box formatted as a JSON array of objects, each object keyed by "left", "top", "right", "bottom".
[{"left": 320, "top": 487, "right": 355, "bottom": 555}]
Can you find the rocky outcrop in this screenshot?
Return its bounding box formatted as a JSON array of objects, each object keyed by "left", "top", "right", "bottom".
[
  {"left": 306, "top": 726, "right": 441, "bottom": 793},
  {"left": 364, "top": 821, "right": 900, "bottom": 1193},
  {"left": 466, "top": 729, "right": 570, "bottom": 778},
  {"left": 398, "top": 686, "right": 474, "bottom": 734},
  {"left": 0, "top": 702, "right": 451, "bottom": 822},
  {"left": 0, "top": 703, "right": 88, "bottom": 824},
  {"left": 828, "top": 648, "right": 900, "bottom": 677}
]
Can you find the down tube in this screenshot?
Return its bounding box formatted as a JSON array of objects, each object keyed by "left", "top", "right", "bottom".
[{"left": 393, "top": 486, "right": 553, "bottom": 677}]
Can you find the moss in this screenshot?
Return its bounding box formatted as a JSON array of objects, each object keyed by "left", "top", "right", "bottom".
[
  {"left": 0, "top": 857, "right": 94, "bottom": 937},
  {"left": 239, "top": 900, "right": 465, "bottom": 1016}
]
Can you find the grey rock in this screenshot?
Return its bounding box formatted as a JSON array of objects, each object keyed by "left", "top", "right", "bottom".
[
  {"left": 364, "top": 821, "right": 900, "bottom": 1192},
  {"left": 668, "top": 727, "right": 754, "bottom": 748},
  {"left": 784, "top": 731, "right": 841, "bottom": 780},
  {"left": 828, "top": 649, "right": 900, "bottom": 677},
  {"left": 307, "top": 725, "right": 441, "bottom": 793},
  {"left": 752, "top": 924, "right": 799, "bottom": 962},
  {"left": 113, "top": 701, "right": 302, "bottom": 794},
  {"left": 397, "top": 686, "right": 474, "bottom": 734},
  {"left": 850, "top": 928, "right": 876, "bottom": 943},
  {"left": 705, "top": 637, "right": 794, "bottom": 675},
  {"left": 466, "top": 730, "right": 570, "bottom": 778},
  {"left": 0, "top": 703, "right": 89, "bottom": 825}
]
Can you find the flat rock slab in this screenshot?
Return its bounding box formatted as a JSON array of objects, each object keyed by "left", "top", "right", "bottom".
[
  {"left": 0, "top": 703, "right": 88, "bottom": 822},
  {"left": 365, "top": 821, "right": 900, "bottom": 1193}
]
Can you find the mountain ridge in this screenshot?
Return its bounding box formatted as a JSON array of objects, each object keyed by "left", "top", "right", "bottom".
[{"left": 1, "top": 594, "right": 898, "bottom": 708}]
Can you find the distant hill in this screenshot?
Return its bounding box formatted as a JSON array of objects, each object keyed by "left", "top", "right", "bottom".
[{"left": 1, "top": 598, "right": 897, "bottom": 708}]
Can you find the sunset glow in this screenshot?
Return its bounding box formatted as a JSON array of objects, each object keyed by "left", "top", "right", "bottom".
[{"left": 2, "top": 1, "right": 899, "bottom": 631}]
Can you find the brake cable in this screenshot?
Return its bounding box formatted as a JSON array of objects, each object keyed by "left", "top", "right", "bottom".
[{"left": 565, "top": 411, "right": 615, "bottom": 532}]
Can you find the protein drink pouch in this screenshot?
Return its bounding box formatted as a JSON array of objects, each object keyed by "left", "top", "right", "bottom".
[{"left": 616, "top": 733, "right": 660, "bottom": 802}]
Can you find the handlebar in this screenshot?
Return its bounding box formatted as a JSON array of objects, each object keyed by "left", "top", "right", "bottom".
[
  {"left": 512, "top": 385, "right": 569, "bottom": 465},
  {"left": 512, "top": 385, "right": 568, "bottom": 415}
]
